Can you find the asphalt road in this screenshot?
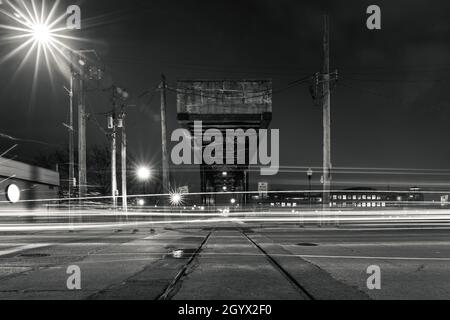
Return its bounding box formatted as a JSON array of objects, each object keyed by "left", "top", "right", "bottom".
[{"left": 0, "top": 221, "right": 449, "bottom": 300}]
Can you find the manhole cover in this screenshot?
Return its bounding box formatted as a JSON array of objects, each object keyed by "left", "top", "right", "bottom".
[
  {"left": 296, "top": 243, "right": 318, "bottom": 247},
  {"left": 20, "top": 253, "right": 50, "bottom": 258}
]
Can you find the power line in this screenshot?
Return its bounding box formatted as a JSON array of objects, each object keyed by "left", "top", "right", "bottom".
[
  {"left": 166, "top": 75, "right": 313, "bottom": 100},
  {"left": 0, "top": 132, "right": 57, "bottom": 147},
  {"left": 342, "top": 76, "right": 449, "bottom": 84},
  {"left": 338, "top": 81, "right": 404, "bottom": 104}
]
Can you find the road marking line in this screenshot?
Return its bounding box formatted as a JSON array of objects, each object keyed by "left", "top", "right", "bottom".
[{"left": 296, "top": 254, "right": 450, "bottom": 261}]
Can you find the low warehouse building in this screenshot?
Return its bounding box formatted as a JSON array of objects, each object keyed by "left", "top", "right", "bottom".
[{"left": 0, "top": 157, "right": 60, "bottom": 208}]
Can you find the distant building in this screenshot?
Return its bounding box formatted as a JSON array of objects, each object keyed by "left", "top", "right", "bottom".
[
  {"left": 252, "top": 187, "right": 424, "bottom": 209},
  {"left": 0, "top": 157, "right": 60, "bottom": 208},
  {"left": 328, "top": 187, "right": 424, "bottom": 209}
]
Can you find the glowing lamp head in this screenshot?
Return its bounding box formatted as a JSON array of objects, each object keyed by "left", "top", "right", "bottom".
[
  {"left": 31, "top": 23, "right": 51, "bottom": 44},
  {"left": 136, "top": 166, "right": 151, "bottom": 181},
  {"left": 170, "top": 193, "right": 182, "bottom": 206}
]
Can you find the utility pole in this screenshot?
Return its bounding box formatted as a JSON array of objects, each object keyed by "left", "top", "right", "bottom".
[
  {"left": 160, "top": 74, "right": 170, "bottom": 194},
  {"left": 110, "top": 109, "right": 118, "bottom": 210},
  {"left": 108, "top": 87, "right": 129, "bottom": 210},
  {"left": 68, "top": 73, "right": 75, "bottom": 198},
  {"left": 64, "top": 54, "right": 75, "bottom": 199},
  {"left": 120, "top": 110, "right": 128, "bottom": 213},
  {"left": 77, "top": 53, "right": 87, "bottom": 201},
  {"left": 322, "top": 14, "right": 332, "bottom": 209},
  {"left": 72, "top": 49, "right": 102, "bottom": 204}
]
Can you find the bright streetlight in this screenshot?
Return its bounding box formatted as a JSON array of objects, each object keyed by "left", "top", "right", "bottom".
[
  {"left": 0, "top": 1, "right": 81, "bottom": 78},
  {"left": 136, "top": 166, "right": 152, "bottom": 181},
  {"left": 170, "top": 192, "right": 182, "bottom": 206},
  {"left": 31, "top": 24, "right": 52, "bottom": 44}
]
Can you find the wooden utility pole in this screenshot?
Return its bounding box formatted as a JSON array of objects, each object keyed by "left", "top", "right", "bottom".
[
  {"left": 109, "top": 87, "right": 128, "bottom": 211},
  {"left": 160, "top": 74, "right": 170, "bottom": 194},
  {"left": 121, "top": 112, "right": 128, "bottom": 213},
  {"left": 322, "top": 14, "right": 332, "bottom": 208},
  {"left": 67, "top": 57, "right": 75, "bottom": 199},
  {"left": 78, "top": 56, "right": 87, "bottom": 200},
  {"left": 111, "top": 109, "right": 118, "bottom": 210}
]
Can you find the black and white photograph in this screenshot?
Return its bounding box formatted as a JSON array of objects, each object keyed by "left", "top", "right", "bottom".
[{"left": 1, "top": 0, "right": 450, "bottom": 309}]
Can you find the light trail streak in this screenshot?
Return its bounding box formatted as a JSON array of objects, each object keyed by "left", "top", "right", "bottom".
[
  {"left": 0, "top": 144, "right": 18, "bottom": 158},
  {"left": 0, "top": 214, "right": 449, "bottom": 232},
  {"left": 0, "top": 174, "right": 16, "bottom": 185},
  {"left": 1, "top": 188, "right": 450, "bottom": 206},
  {"left": 0, "top": 243, "right": 50, "bottom": 257},
  {"left": 1, "top": 208, "right": 450, "bottom": 218},
  {"left": 7, "top": 253, "right": 447, "bottom": 266},
  {"left": 63, "top": 253, "right": 450, "bottom": 263}
]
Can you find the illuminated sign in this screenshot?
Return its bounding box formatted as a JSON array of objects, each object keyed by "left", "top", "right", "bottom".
[{"left": 6, "top": 184, "right": 21, "bottom": 203}]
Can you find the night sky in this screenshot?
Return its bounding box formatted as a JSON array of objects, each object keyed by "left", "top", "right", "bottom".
[{"left": 1, "top": 0, "right": 450, "bottom": 192}]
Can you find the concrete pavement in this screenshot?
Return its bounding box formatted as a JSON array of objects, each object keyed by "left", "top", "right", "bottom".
[{"left": 0, "top": 223, "right": 449, "bottom": 299}]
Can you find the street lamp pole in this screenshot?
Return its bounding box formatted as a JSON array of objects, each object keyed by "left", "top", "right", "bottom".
[{"left": 136, "top": 166, "right": 152, "bottom": 205}]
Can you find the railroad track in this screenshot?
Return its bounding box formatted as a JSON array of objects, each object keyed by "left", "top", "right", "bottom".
[
  {"left": 157, "top": 230, "right": 213, "bottom": 300},
  {"left": 157, "top": 226, "right": 314, "bottom": 300},
  {"left": 241, "top": 229, "right": 315, "bottom": 300}
]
